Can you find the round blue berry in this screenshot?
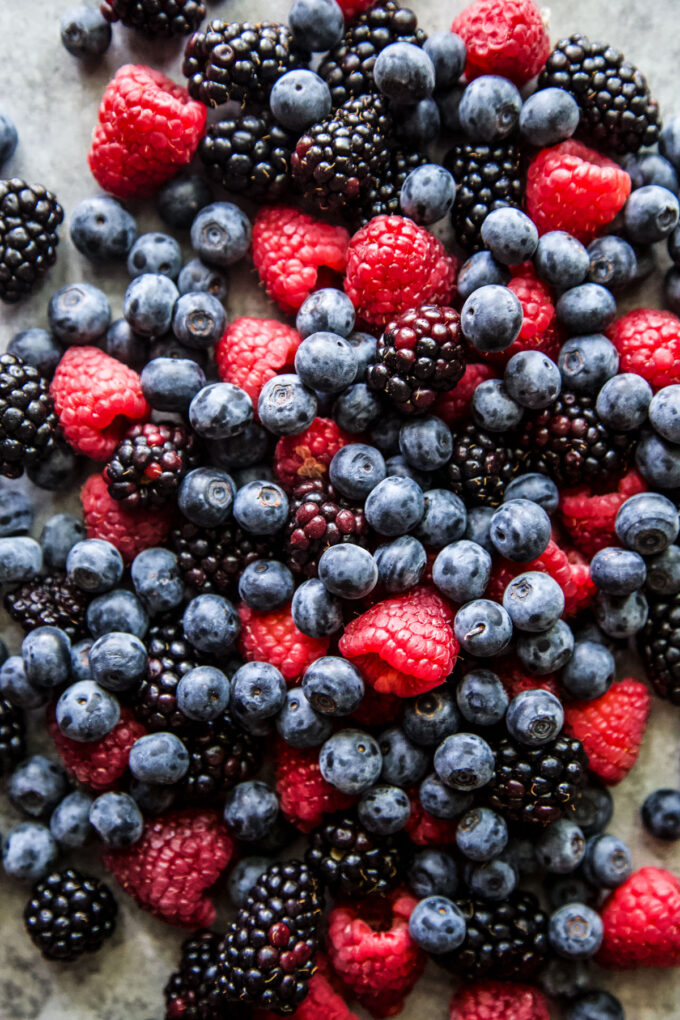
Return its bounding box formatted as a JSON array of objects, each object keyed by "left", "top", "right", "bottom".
[
  {"left": 409, "top": 896, "right": 467, "bottom": 954},
  {"left": 461, "top": 284, "right": 523, "bottom": 353},
  {"left": 173, "top": 292, "right": 227, "bottom": 350},
  {"left": 456, "top": 806, "right": 508, "bottom": 861},
  {"left": 556, "top": 283, "right": 616, "bottom": 334},
  {"left": 333, "top": 382, "right": 382, "bottom": 433},
  {"left": 534, "top": 231, "right": 589, "bottom": 290},
  {"left": 504, "top": 473, "right": 559, "bottom": 514},
  {"left": 0, "top": 656, "right": 48, "bottom": 709},
  {"left": 89, "top": 792, "right": 143, "bottom": 848},
  {"left": 432, "top": 540, "right": 492, "bottom": 602},
  {"left": 176, "top": 666, "right": 231, "bottom": 723},
  {"left": 22, "top": 626, "right": 71, "bottom": 689},
  {"left": 227, "top": 857, "right": 271, "bottom": 908},
  {"left": 67, "top": 539, "right": 123, "bottom": 593},
  {"left": 191, "top": 202, "right": 251, "bottom": 267},
  {"left": 296, "top": 288, "right": 355, "bottom": 339},
  {"left": 503, "top": 571, "right": 565, "bottom": 632},
  {"left": 373, "top": 41, "right": 435, "bottom": 103},
  {"left": 400, "top": 164, "right": 456, "bottom": 225},
  {"left": 375, "top": 535, "right": 427, "bottom": 592},
  {"left": 302, "top": 656, "right": 363, "bottom": 717},
  {"left": 131, "top": 547, "right": 184, "bottom": 616},
  {"left": 379, "top": 726, "right": 429, "bottom": 786},
  {"left": 506, "top": 688, "right": 564, "bottom": 746},
  {"left": 330, "top": 443, "right": 386, "bottom": 499},
  {"left": 624, "top": 184, "right": 680, "bottom": 243},
  {"left": 271, "top": 67, "right": 333, "bottom": 130},
  {"left": 48, "top": 282, "right": 111, "bottom": 345},
  {"left": 587, "top": 235, "right": 637, "bottom": 291},
  {"left": 472, "top": 379, "right": 523, "bottom": 431},
  {"left": 365, "top": 475, "right": 425, "bottom": 536},
  {"left": 616, "top": 492, "right": 679, "bottom": 553},
  {"left": 519, "top": 87, "right": 579, "bottom": 146},
  {"left": 233, "top": 480, "right": 288, "bottom": 535},
  {"left": 358, "top": 784, "right": 411, "bottom": 835},
  {"left": 189, "top": 383, "right": 253, "bottom": 441},
  {"left": 8, "top": 756, "right": 68, "bottom": 818},
  {"left": 238, "top": 559, "right": 294, "bottom": 611},
  {"left": 50, "top": 791, "right": 93, "bottom": 849},
  {"left": 89, "top": 632, "right": 147, "bottom": 692},
  {"left": 481, "top": 207, "right": 538, "bottom": 265},
  {"left": 8, "top": 327, "right": 63, "bottom": 378},
  {"left": 231, "top": 661, "right": 286, "bottom": 725},
  {"left": 419, "top": 773, "right": 473, "bottom": 819},
  {"left": 258, "top": 374, "right": 317, "bottom": 436},
  {"left": 636, "top": 430, "right": 680, "bottom": 489},
  {"left": 595, "top": 589, "right": 648, "bottom": 638},
  {"left": 60, "top": 5, "right": 111, "bottom": 56},
  {"left": 224, "top": 780, "right": 279, "bottom": 841},
  {"left": 318, "top": 543, "right": 378, "bottom": 600},
  {"left": 490, "top": 499, "right": 551, "bottom": 562},
  {"left": 294, "top": 331, "right": 358, "bottom": 392},
  {"left": 459, "top": 75, "right": 521, "bottom": 141},
  {"left": 641, "top": 788, "right": 680, "bottom": 840},
  {"left": 596, "top": 372, "right": 652, "bottom": 430},
  {"left": 123, "top": 273, "right": 178, "bottom": 337},
  {"left": 549, "top": 903, "right": 603, "bottom": 959},
  {"left": 127, "top": 232, "right": 181, "bottom": 279},
  {"left": 86, "top": 589, "right": 148, "bottom": 639},
  {"left": 558, "top": 334, "right": 619, "bottom": 395},
  {"left": 504, "top": 350, "right": 562, "bottom": 409},
  {"left": 56, "top": 681, "right": 120, "bottom": 742},
  {"left": 516, "top": 619, "right": 575, "bottom": 676},
  {"left": 3, "top": 822, "right": 58, "bottom": 882},
  {"left": 128, "top": 732, "right": 189, "bottom": 785},
  {"left": 291, "top": 578, "right": 344, "bottom": 638},
  {"left": 456, "top": 669, "right": 508, "bottom": 727},
  {"left": 0, "top": 536, "right": 42, "bottom": 585},
  {"left": 537, "top": 819, "right": 586, "bottom": 874},
  {"left": 141, "top": 357, "right": 206, "bottom": 413},
  {"left": 402, "top": 688, "right": 460, "bottom": 748},
  {"left": 178, "top": 468, "right": 236, "bottom": 528},
  {"left": 583, "top": 833, "right": 632, "bottom": 888},
  {"left": 277, "top": 687, "right": 332, "bottom": 748},
  {"left": 407, "top": 848, "right": 458, "bottom": 898},
  {"left": 423, "top": 31, "right": 466, "bottom": 88},
  {"left": 434, "top": 732, "right": 495, "bottom": 791},
  {"left": 182, "top": 593, "right": 240, "bottom": 654},
  {"left": 319, "top": 728, "right": 383, "bottom": 794},
  {"left": 40, "top": 513, "right": 86, "bottom": 570}
]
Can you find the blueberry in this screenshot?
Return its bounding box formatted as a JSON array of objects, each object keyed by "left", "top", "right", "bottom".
[
  {"left": 37, "top": 515, "right": 83, "bottom": 574},
  {"left": 26, "top": 442, "right": 78, "bottom": 492},
  {"left": 178, "top": 467, "right": 235, "bottom": 528},
  {"left": 472, "top": 379, "right": 523, "bottom": 431},
  {"left": 22, "top": 626, "right": 71, "bottom": 689},
  {"left": 645, "top": 545, "right": 680, "bottom": 595},
  {"left": 463, "top": 508, "right": 495, "bottom": 552},
  {"left": 384, "top": 454, "right": 432, "bottom": 489},
  {"left": 549, "top": 903, "right": 603, "bottom": 959},
  {"left": 3, "top": 822, "right": 58, "bottom": 881},
  {"left": 434, "top": 732, "right": 495, "bottom": 791},
  {"left": 173, "top": 293, "right": 227, "bottom": 350},
  {"left": 231, "top": 661, "right": 286, "bottom": 725},
  {"left": 182, "top": 593, "right": 240, "bottom": 653},
  {"left": 8, "top": 327, "right": 63, "bottom": 378},
  {"left": 506, "top": 689, "right": 564, "bottom": 746},
  {"left": 56, "top": 680, "right": 120, "bottom": 741},
  {"left": 141, "top": 357, "right": 206, "bottom": 413},
  {"left": 317, "top": 543, "right": 377, "bottom": 600},
  {"left": 561, "top": 641, "right": 615, "bottom": 700},
  {"left": 270, "top": 67, "right": 333, "bottom": 132},
  {"left": 301, "top": 656, "right": 363, "bottom": 717},
  {"left": 123, "top": 273, "right": 178, "bottom": 337},
  {"left": 534, "top": 231, "right": 589, "bottom": 290},
  {"left": 48, "top": 282, "right": 111, "bottom": 345},
  {"left": 407, "top": 848, "right": 458, "bottom": 898},
  {"left": 191, "top": 202, "right": 251, "bottom": 267},
  {"left": 595, "top": 589, "right": 648, "bottom": 638},
  {"left": 89, "top": 792, "right": 143, "bottom": 847},
  {"left": 365, "top": 475, "right": 425, "bottom": 536},
  {"left": 189, "top": 383, "right": 252, "bottom": 442},
  {"left": 490, "top": 499, "right": 551, "bottom": 562},
  {"left": 233, "top": 480, "right": 288, "bottom": 535},
  {"left": 562, "top": 337, "right": 621, "bottom": 401},
  {"left": 459, "top": 75, "right": 521, "bottom": 141},
  {"left": 126, "top": 232, "right": 181, "bottom": 280},
  {"left": 647, "top": 385, "right": 680, "bottom": 446},
  {"left": 641, "top": 788, "right": 680, "bottom": 840},
  {"left": 572, "top": 781, "right": 614, "bottom": 837},
  {"left": 330, "top": 443, "right": 386, "bottom": 500},
  {"left": 564, "top": 991, "right": 624, "bottom": 1020},
  {"left": 424, "top": 31, "right": 466, "bottom": 88},
  {"left": 595, "top": 374, "right": 651, "bottom": 435},
  {"left": 457, "top": 250, "right": 510, "bottom": 300},
  {"left": 583, "top": 833, "right": 632, "bottom": 888},
  {"left": 87, "top": 589, "right": 148, "bottom": 639},
  {"left": 67, "top": 539, "right": 123, "bottom": 593},
  {"left": 238, "top": 559, "right": 294, "bottom": 611},
  {"left": 659, "top": 116, "right": 680, "bottom": 169},
  {"left": 358, "top": 784, "right": 411, "bottom": 835},
  {"left": 436, "top": 83, "right": 465, "bottom": 131},
  {"left": 0, "top": 656, "right": 48, "bottom": 710},
  {"left": 516, "top": 619, "right": 575, "bottom": 675},
  {"left": 8, "top": 756, "right": 68, "bottom": 818},
  {"left": 587, "top": 235, "right": 637, "bottom": 291},
  {"left": 50, "top": 791, "right": 93, "bottom": 849},
  {"left": 556, "top": 283, "right": 616, "bottom": 334},
  {"left": 504, "top": 473, "right": 559, "bottom": 513},
  {"left": 432, "top": 540, "right": 492, "bottom": 602},
  {"left": 375, "top": 535, "right": 427, "bottom": 592},
  {"left": 468, "top": 858, "right": 517, "bottom": 901},
  {"left": 504, "top": 350, "right": 561, "bottom": 410},
  {"left": 131, "top": 547, "right": 184, "bottom": 616},
  {"left": 258, "top": 374, "right": 317, "bottom": 436},
  {"left": 60, "top": 5, "right": 111, "bottom": 57},
  {"left": 400, "top": 163, "right": 456, "bottom": 225},
  {"left": 419, "top": 773, "right": 473, "bottom": 819},
  {"left": 409, "top": 896, "right": 467, "bottom": 954},
  {"left": 210, "top": 424, "right": 269, "bottom": 471},
  {"left": 277, "top": 687, "right": 332, "bottom": 748},
  {"left": 456, "top": 807, "right": 507, "bottom": 862},
  {"left": 538, "top": 959, "right": 593, "bottom": 1001},
  {"left": 537, "top": 820, "right": 586, "bottom": 873},
  {"left": 481, "top": 207, "right": 538, "bottom": 265},
  {"left": 223, "top": 780, "right": 279, "bottom": 841},
  {"left": 414, "top": 489, "right": 466, "bottom": 546},
  {"left": 456, "top": 669, "right": 508, "bottom": 727},
  {"left": 291, "top": 577, "right": 343, "bottom": 638},
  {"left": 0, "top": 486, "right": 32, "bottom": 536},
  {"left": 402, "top": 688, "right": 460, "bottom": 747},
  {"left": 319, "top": 728, "right": 383, "bottom": 794},
  {"left": 0, "top": 536, "right": 42, "bottom": 584},
  {"left": 70, "top": 640, "right": 93, "bottom": 683},
  {"left": 461, "top": 284, "right": 523, "bottom": 353},
  {"left": 616, "top": 492, "right": 679, "bottom": 553},
  {"left": 373, "top": 41, "right": 435, "bottom": 103},
  {"left": 547, "top": 875, "right": 595, "bottom": 911},
  {"left": 70, "top": 195, "right": 137, "bottom": 264},
  {"left": 625, "top": 151, "right": 679, "bottom": 194},
  {"left": 333, "top": 382, "right": 382, "bottom": 432},
  {"left": 590, "top": 547, "right": 646, "bottom": 596},
  {"left": 379, "top": 726, "right": 429, "bottom": 786},
  {"left": 296, "top": 288, "right": 355, "bottom": 339},
  {"left": 129, "top": 779, "right": 175, "bottom": 816},
  {"left": 393, "top": 94, "right": 441, "bottom": 144},
  {"left": 177, "top": 258, "right": 229, "bottom": 303},
  {"left": 128, "top": 731, "right": 189, "bottom": 785},
  {"left": 0, "top": 110, "right": 18, "bottom": 167},
  {"left": 503, "top": 571, "right": 565, "bottom": 633},
  {"left": 519, "top": 87, "right": 579, "bottom": 146},
  {"left": 295, "top": 332, "right": 358, "bottom": 392},
  {"left": 624, "top": 184, "right": 680, "bottom": 243},
  {"left": 158, "top": 174, "right": 213, "bottom": 231},
  {"left": 348, "top": 331, "right": 377, "bottom": 380},
  {"left": 88, "top": 631, "right": 147, "bottom": 693},
  {"left": 636, "top": 430, "right": 680, "bottom": 488}
]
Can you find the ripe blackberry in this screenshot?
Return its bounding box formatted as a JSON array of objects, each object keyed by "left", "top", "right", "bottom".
[
  {"left": 639, "top": 592, "right": 680, "bottom": 705},
  {"left": 183, "top": 21, "right": 302, "bottom": 107},
  {"left": 170, "top": 519, "right": 274, "bottom": 595},
  {"left": 356, "top": 147, "right": 427, "bottom": 226},
  {"left": 217, "top": 859, "right": 322, "bottom": 1014},
  {"left": 443, "top": 422, "right": 523, "bottom": 507},
  {"left": 486, "top": 734, "right": 589, "bottom": 827},
  {"left": 24, "top": 869, "right": 117, "bottom": 962},
  {"left": 368, "top": 305, "right": 466, "bottom": 414},
  {"left": 520, "top": 390, "right": 634, "bottom": 490},
  {"left": 292, "top": 95, "right": 392, "bottom": 216},
  {"left": 199, "top": 111, "right": 295, "bottom": 202},
  {"left": 284, "top": 478, "right": 368, "bottom": 578},
  {"left": 100, "top": 0, "right": 205, "bottom": 36},
  {"left": 134, "top": 618, "right": 202, "bottom": 732},
  {"left": 540, "top": 33, "right": 660, "bottom": 153},
  {"left": 0, "top": 353, "right": 59, "bottom": 478},
  {"left": 104, "top": 421, "right": 201, "bottom": 511},
  {"left": 318, "top": 1, "right": 426, "bottom": 108},
  {"left": 178, "top": 713, "right": 262, "bottom": 802},
  {"left": 164, "top": 930, "right": 226, "bottom": 1020},
  {"left": 0, "top": 697, "right": 26, "bottom": 776},
  {"left": 306, "top": 813, "right": 403, "bottom": 897},
  {"left": 444, "top": 141, "right": 522, "bottom": 253},
  {"left": 5, "top": 572, "right": 91, "bottom": 640},
  {"left": 0, "top": 179, "right": 63, "bottom": 303}
]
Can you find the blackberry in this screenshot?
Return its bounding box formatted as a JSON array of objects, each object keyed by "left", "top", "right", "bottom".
[
  {"left": 217, "top": 859, "right": 322, "bottom": 1014},
  {"left": 639, "top": 592, "right": 680, "bottom": 704},
  {"left": 367, "top": 305, "right": 466, "bottom": 415},
  {"left": 539, "top": 33, "right": 660, "bottom": 153},
  {"left": 199, "top": 110, "right": 295, "bottom": 202},
  {"left": 284, "top": 478, "right": 368, "bottom": 578},
  {"left": 356, "top": 147, "right": 427, "bottom": 226},
  {"left": 0, "top": 179, "right": 63, "bottom": 303},
  {"left": 104, "top": 421, "right": 201, "bottom": 511},
  {"left": 170, "top": 519, "right": 274, "bottom": 595},
  {"left": 134, "top": 618, "right": 202, "bottom": 731},
  {"left": 164, "top": 930, "right": 226, "bottom": 1020},
  {"left": 306, "top": 813, "right": 403, "bottom": 897},
  {"left": 444, "top": 141, "right": 522, "bottom": 253},
  {"left": 0, "top": 697, "right": 26, "bottom": 776},
  {"left": 318, "top": 1, "right": 426, "bottom": 108},
  {"left": 486, "top": 734, "right": 589, "bottom": 827},
  {"left": 0, "top": 353, "right": 59, "bottom": 478},
  {"left": 100, "top": 0, "right": 205, "bottom": 36},
  {"left": 443, "top": 422, "right": 523, "bottom": 507},
  {"left": 24, "top": 869, "right": 117, "bottom": 962},
  {"left": 5, "top": 572, "right": 91, "bottom": 640},
  {"left": 178, "top": 712, "right": 262, "bottom": 802},
  {"left": 520, "top": 390, "right": 634, "bottom": 489},
  {"left": 183, "top": 20, "right": 302, "bottom": 107}
]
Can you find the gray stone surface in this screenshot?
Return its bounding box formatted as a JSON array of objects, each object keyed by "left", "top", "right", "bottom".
[{"left": 0, "top": 1, "right": 679, "bottom": 1018}]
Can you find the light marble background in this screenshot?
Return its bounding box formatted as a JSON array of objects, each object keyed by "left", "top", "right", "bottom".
[{"left": 0, "top": 1, "right": 679, "bottom": 1018}]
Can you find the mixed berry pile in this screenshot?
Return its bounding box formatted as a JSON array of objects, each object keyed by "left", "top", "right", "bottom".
[{"left": 4, "top": 0, "right": 680, "bottom": 1018}]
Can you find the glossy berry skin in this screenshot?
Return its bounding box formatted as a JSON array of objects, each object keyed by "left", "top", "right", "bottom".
[
  {"left": 536, "top": 819, "right": 586, "bottom": 874},
  {"left": 258, "top": 375, "right": 317, "bottom": 436},
  {"left": 457, "top": 251, "right": 510, "bottom": 300},
  {"left": 365, "top": 476, "right": 425, "bottom": 536},
  {"left": 481, "top": 207, "right": 538, "bottom": 265},
  {"left": 319, "top": 728, "right": 382, "bottom": 794},
  {"left": 3, "top": 822, "right": 58, "bottom": 881},
  {"left": 491, "top": 499, "right": 551, "bottom": 563},
  {"left": 456, "top": 807, "right": 507, "bottom": 862},
  {"left": 318, "top": 544, "right": 377, "bottom": 600},
  {"left": 190, "top": 202, "right": 251, "bottom": 267},
  {"left": 596, "top": 373, "right": 652, "bottom": 430},
  {"left": 141, "top": 357, "right": 206, "bottom": 414},
  {"left": 183, "top": 594, "right": 240, "bottom": 654},
  {"left": 123, "top": 273, "right": 178, "bottom": 337},
  {"left": 519, "top": 87, "right": 580, "bottom": 147},
  {"left": 503, "top": 572, "right": 565, "bottom": 633},
  {"left": 301, "top": 656, "right": 363, "bottom": 717},
  {"left": 459, "top": 75, "right": 521, "bottom": 142},
  {"left": 641, "top": 788, "right": 680, "bottom": 840},
  {"left": 379, "top": 726, "right": 429, "bottom": 787},
  {"left": 624, "top": 184, "right": 679, "bottom": 244},
  {"left": 291, "top": 578, "right": 343, "bottom": 639},
  {"left": 558, "top": 334, "right": 619, "bottom": 394},
  {"left": 22, "top": 626, "right": 71, "bottom": 688},
  {"left": 549, "top": 903, "right": 603, "bottom": 959},
  {"left": 615, "top": 493, "right": 679, "bottom": 554},
  {"left": 409, "top": 895, "right": 467, "bottom": 954},
  {"left": 178, "top": 468, "right": 235, "bottom": 529},
  {"left": 583, "top": 833, "right": 632, "bottom": 888},
  {"left": 173, "top": 293, "right": 226, "bottom": 351},
  {"left": 56, "top": 681, "right": 120, "bottom": 742},
  {"left": 420, "top": 773, "right": 472, "bottom": 820},
  {"left": 88, "top": 632, "right": 147, "bottom": 692},
  {"left": 50, "top": 791, "right": 93, "bottom": 849},
  {"left": 223, "top": 780, "right": 279, "bottom": 841},
  {"left": 415, "top": 490, "right": 466, "bottom": 547},
  {"left": 402, "top": 688, "right": 460, "bottom": 748},
  {"left": 407, "top": 849, "right": 458, "bottom": 898},
  {"left": 472, "top": 380, "right": 523, "bottom": 432},
  {"left": 434, "top": 732, "right": 495, "bottom": 792},
  {"left": 70, "top": 196, "right": 136, "bottom": 263},
  {"left": 227, "top": 856, "right": 270, "bottom": 907},
  {"left": 504, "top": 474, "right": 559, "bottom": 514},
  {"left": 588, "top": 235, "right": 637, "bottom": 291},
  {"left": 374, "top": 41, "right": 435, "bottom": 103},
  {"left": 89, "top": 791, "right": 144, "bottom": 847},
  {"left": 504, "top": 351, "right": 561, "bottom": 410},
  {"left": 270, "top": 69, "right": 333, "bottom": 130},
  {"left": 175, "top": 665, "right": 231, "bottom": 723},
  {"left": 432, "top": 540, "right": 492, "bottom": 603},
  {"left": 158, "top": 174, "right": 212, "bottom": 230},
  {"left": 294, "top": 332, "right": 358, "bottom": 392},
  {"left": 67, "top": 539, "right": 123, "bottom": 594},
  {"left": 562, "top": 641, "right": 616, "bottom": 701},
  {"left": 461, "top": 285, "right": 523, "bottom": 353},
  {"left": 534, "top": 231, "right": 589, "bottom": 290},
  {"left": 400, "top": 164, "right": 456, "bottom": 225},
  {"left": 177, "top": 258, "right": 228, "bottom": 302},
  {"left": 456, "top": 669, "right": 508, "bottom": 727},
  {"left": 400, "top": 416, "right": 452, "bottom": 471},
  {"left": 48, "top": 283, "right": 111, "bottom": 346},
  {"left": 591, "top": 547, "right": 647, "bottom": 595},
  {"left": 277, "top": 687, "right": 332, "bottom": 748},
  {"left": 238, "top": 559, "right": 294, "bottom": 612},
  {"left": 358, "top": 783, "right": 411, "bottom": 835},
  {"left": 375, "top": 536, "right": 427, "bottom": 592},
  {"left": 506, "top": 689, "right": 564, "bottom": 747},
  {"left": 61, "top": 6, "right": 112, "bottom": 57},
  {"left": 517, "top": 619, "right": 575, "bottom": 676}
]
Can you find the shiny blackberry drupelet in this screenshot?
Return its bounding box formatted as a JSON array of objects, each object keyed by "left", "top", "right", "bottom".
[
  {"left": 306, "top": 813, "right": 403, "bottom": 898},
  {"left": 178, "top": 713, "right": 262, "bottom": 802},
  {"left": 164, "top": 930, "right": 227, "bottom": 1020},
  {"left": 486, "top": 734, "right": 589, "bottom": 827},
  {"left": 639, "top": 592, "right": 680, "bottom": 705},
  {"left": 318, "top": 1, "right": 426, "bottom": 108},
  {"left": 134, "top": 618, "right": 202, "bottom": 731},
  {"left": 0, "top": 353, "right": 59, "bottom": 478},
  {"left": 284, "top": 478, "right": 369, "bottom": 578},
  {"left": 0, "top": 179, "right": 63, "bottom": 303},
  {"left": 520, "top": 390, "right": 634, "bottom": 489},
  {"left": 104, "top": 422, "right": 201, "bottom": 511},
  {"left": 24, "top": 869, "right": 117, "bottom": 962},
  {"left": 368, "top": 305, "right": 466, "bottom": 415},
  {"left": 100, "top": 0, "right": 205, "bottom": 36},
  {"left": 356, "top": 148, "right": 427, "bottom": 226},
  {"left": 217, "top": 860, "right": 322, "bottom": 1014},
  {"left": 199, "top": 111, "right": 296, "bottom": 202},
  {"left": 444, "top": 141, "right": 522, "bottom": 253},
  {"left": 183, "top": 21, "right": 302, "bottom": 107},
  {"left": 0, "top": 697, "right": 26, "bottom": 776},
  {"left": 170, "top": 519, "right": 275, "bottom": 595},
  {"left": 443, "top": 422, "right": 523, "bottom": 507},
  {"left": 539, "top": 33, "right": 660, "bottom": 153},
  {"left": 5, "top": 572, "right": 91, "bottom": 640}
]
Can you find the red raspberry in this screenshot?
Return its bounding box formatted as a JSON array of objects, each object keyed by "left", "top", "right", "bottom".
[
  {"left": 452, "top": 0, "right": 550, "bottom": 86},
  {"left": 103, "top": 809, "right": 233, "bottom": 927},
  {"left": 563, "top": 678, "right": 651, "bottom": 785},
  {"left": 252, "top": 205, "right": 350, "bottom": 313},
  {"left": 274, "top": 418, "right": 355, "bottom": 492},
  {"left": 559, "top": 468, "right": 647, "bottom": 558},
  {"left": 433, "top": 362, "right": 497, "bottom": 426},
  {"left": 88, "top": 65, "right": 206, "bottom": 199},
  {"left": 259, "top": 954, "right": 359, "bottom": 1020},
  {"left": 81, "top": 472, "right": 173, "bottom": 565},
  {"left": 327, "top": 890, "right": 426, "bottom": 1018},
  {"left": 486, "top": 539, "right": 595, "bottom": 617},
  {"left": 238, "top": 603, "right": 330, "bottom": 683},
  {"left": 51, "top": 346, "right": 149, "bottom": 461},
  {"left": 481, "top": 268, "right": 561, "bottom": 367},
  {"left": 344, "top": 216, "right": 457, "bottom": 328},
  {"left": 275, "top": 740, "right": 356, "bottom": 833},
  {"left": 404, "top": 788, "right": 458, "bottom": 846},
  {"left": 338, "top": 587, "right": 458, "bottom": 697},
  {"left": 598, "top": 867, "right": 680, "bottom": 969},
  {"left": 215, "top": 317, "right": 301, "bottom": 412},
  {"left": 350, "top": 685, "right": 402, "bottom": 727},
  {"left": 526, "top": 140, "right": 631, "bottom": 242},
  {"left": 607, "top": 308, "right": 680, "bottom": 389},
  {"left": 47, "top": 704, "right": 145, "bottom": 792},
  {"left": 449, "top": 980, "right": 551, "bottom": 1020}
]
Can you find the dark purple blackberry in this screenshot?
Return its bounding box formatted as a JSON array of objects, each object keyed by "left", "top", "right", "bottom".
[
  {"left": 0, "top": 353, "right": 59, "bottom": 478},
  {"left": 101, "top": 0, "right": 205, "bottom": 36},
  {"left": 164, "top": 930, "right": 227, "bottom": 1020},
  {"left": 5, "top": 572, "right": 91, "bottom": 640},
  {"left": 639, "top": 591, "right": 680, "bottom": 704},
  {"left": 306, "top": 813, "right": 402, "bottom": 897},
  {"left": 443, "top": 422, "right": 523, "bottom": 507},
  {"left": 170, "top": 519, "right": 274, "bottom": 595},
  {"left": 444, "top": 141, "right": 522, "bottom": 252},
  {"left": 0, "top": 697, "right": 26, "bottom": 776},
  {"left": 178, "top": 713, "right": 262, "bottom": 802},
  {"left": 284, "top": 478, "right": 368, "bottom": 578},
  {"left": 104, "top": 421, "right": 200, "bottom": 511},
  {"left": 199, "top": 110, "right": 295, "bottom": 202},
  {"left": 355, "top": 147, "right": 427, "bottom": 226},
  {"left": 0, "top": 179, "right": 63, "bottom": 303},
  {"left": 134, "top": 618, "right": 202, "bottom": 732},
  {"left": 24, "top": 869, "right": 117, "bottom": 961}
]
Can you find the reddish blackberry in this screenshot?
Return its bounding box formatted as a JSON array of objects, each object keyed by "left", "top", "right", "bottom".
[
  {"left": 217, "top": 859, "right": 322, "bottom": 1014},
  {"left": 104, "top": 421, "right": 200, "bottom": 511},
  {"left": 5, "top": 572, "right": 91, "bottom": 640},
  {"left": 0, "top": 697, "right": 26, "bottom": 776},
  {"left": 134, "top": 618, "right": 202, "bottom": 732},
  {"left": 443, "top": 422, "right": 523, "bottom": 507},
  {"left": 164, "top": 930, "right": 226, "bottom": 1020},
  {"left": 199, "top": 111, "right": 295, "bottom": 202},
  {"left": 24, "top": 869, "right": 117, "bottom": 962},
  {"left": 183, "top": 21, "right": 302, "bottom": 107},
  {"left": 0, "top": 179, "right": 63, "bottom": 303},
  {"left": 0, "top": 353, "right": 59, "bottom": 478},
  {"left": 306, "top": 813, "right": 403, "bottom": 898},
  {"left": 367, "top": 305, "right": 466, "bottom": 414},
  {"left": 100, "top": 0, "right": 205, "bottom": 36},
  {"left": 356, "top": 147, "right": 427, "bottom": 226},
  {"left": 486, "top": 733, "right": 589, "bottom": 827},
  {"left": 170, "top": 519, "right": 274, "bottom": 595},
  {"left": 539, "top": 33, "right": 660, "bottom": 153},
  {"left": 284, "top": 478, "right": 368, "bottom": 578},
  {"left": 318, "top": 1, "right": 426, "bottom": 108},
  {"left": 639, "top": 592, "right": 680, "bottom": 705},
  {"left": 444, "top": 141, "right": 522, "bottom": 252},
  {"left": 178, "top": 713, "right": 262, "bottom": 802}
]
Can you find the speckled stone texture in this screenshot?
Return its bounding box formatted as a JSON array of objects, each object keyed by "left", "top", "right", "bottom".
[{"left": 0, "top": 1, "right": 679, "bottom": 1018}]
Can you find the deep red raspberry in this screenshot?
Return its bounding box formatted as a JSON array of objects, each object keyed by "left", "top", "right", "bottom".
[
  {"left": 103, "top": 809, "right": 233, "bottom": 927},
  {"left": 481, "top": 268, "right": 561, "bottom": 366},
  {"left": 449, "top": 980, "right": 551, "bottom": 1020},
  {"left": 559, "top": 468, "right": 647, "bottom": 558},
  {"left": 607, "top": 308, "right": 680, "bottom": 389},
  {"left": 259, "top": 954, "right": 360, "bottom": 1020},
  {"left": 452, "top": 0, "right": 550, "bottom": 86},
  {"left": 47, "top": 704, "right": 145, "bottom": 792},
  {"left": 486, "top": 538, "right": 595, "bottom": 617},
  {"left": 252, "top": 205, "right": 350, "bottom": 313},
  {"left": 274, "top": 418, "right": 355, "bottom": 492},
  {"left": 215, "top": 316, "right": 301, "bottom": 412},
  {"left": 350, "top": 685, "right": 402, "bottom": 727},
  {"left": 238, "top": 604, "right": 330, "bottom": 683},
  {"left": 81, "top": 472, "right": 173, "bottom": 565},
  {"left": 88, "top": 64, "right": 206, "bottom": 199},
  {"left": 344, "top": 216, "right": 457, "bottom": 328},
  {"left": 275, "top": 740, "right": 356, "bottom": 833},
  {"left": 404, "top": 788, "right": 458, "bottom": 846},
  {"left": 433, "top": 362, "right": 497, "bottom": 426},
  {"left": 51, "top": 347, "right": 149, "bottom": 461},
  {"left": 339, "top": 587, "right": 458, "bottom": 697},
  {"left": 564, "top": 678, "right": 651, "bottom": 785},
  {"left": 598, "top": 867, "right": 680, "bottom": 969},
  {"left": 526, "top": 140, "right": 631, "bottom": 241},
  {"left": 327, "top": 890, "right": 426, "bottom": 1018}
]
